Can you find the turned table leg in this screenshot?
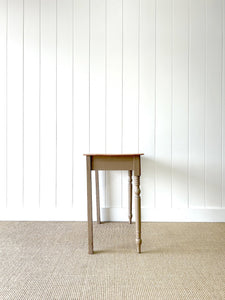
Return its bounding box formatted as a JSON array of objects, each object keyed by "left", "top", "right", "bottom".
[
  {"left": 134, "top": 175, "right": 142, "bottom": 253},
  {"left": 128, "top": 170, "right": 132, "bottom": 224},
  {"left": 86, "top": 156, "right": 93, "bottom": 254},
  {"left": 95, "top": 170, "right": 101, "bottom": 224}
]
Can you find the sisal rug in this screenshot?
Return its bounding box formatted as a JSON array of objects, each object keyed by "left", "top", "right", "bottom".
[{"left": 0, "top": 221, "right": 224, "bottom": 299}]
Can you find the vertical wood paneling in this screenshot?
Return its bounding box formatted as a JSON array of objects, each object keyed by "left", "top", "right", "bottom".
[
  {"left": 105, "top": 0, "right": 122, "bottom": 208},
  {"left": 40, "top": 0, "right": 57, "bottom": 208},
  {"left": 24, "top": 0, "right": 39, "bottom": 208},
  {"left": 89, "top": 0, "right": 106, "bottom": 212},
  {"left": 223, "top": 0, "right": 225, "bottom": 208},
  {"left": 0, "top": 0, "right": 7, "bottom": 207},
  {"left": 0, "top": 0, "right": 224, "bottom": 220},
  {"left": 139, "top": 0, "right": 156, "bottom": 208},
  {"left": 172, "top": 0, "right": 189, "bottom": 208},
  {"left": 7, "top": 0, "right": 23, "bottom": 208},
  {"left": 73, "top": 0, "right": 89, "bottom": 214},
  {"left": 189, "top": 0, "right": 205, "bottom": 208},
  {"left": 205, "top": 0, "right": 222, "bottom": 207},
  {"left": 89, "top": 0, "right": 105, "bottom": 153},
  {"left": 155, "top": 0, "right": 172, "bottom": 208},
  {"left": 122, "top": 0, "right": 139, "bottom": 208},
  {"left": 122, "top": 0, "right": 139, "bottom": 154},
  {"left": 56, "top": 0, "right": 73, "bottom": 208}
]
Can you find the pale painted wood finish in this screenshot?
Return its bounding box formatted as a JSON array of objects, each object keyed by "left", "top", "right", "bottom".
[
  {"left": 0, "top": 0, "right": 224, "bottom": 221},
  {"left": 86, "top": 155, "right": 93, "bottom": 254},
  {"left": 95, "top": 170, "right": 100, "bottom": 224},
  {"left": 134, "top": 174, "right": 141, "bottom": 253},
  {"left": 128, "top": 170, "right": 132, "bottom": 224},
  {"left": 85, "top": 154, "right": 143, "bottom": 254}
]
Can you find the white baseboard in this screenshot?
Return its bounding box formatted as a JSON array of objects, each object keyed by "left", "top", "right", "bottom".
[
  {"left": 101, "top": 208, "right": 225, "bottom": 222},
  {"left": 0, "top": 207, "right": 224, "bottom": 222}
]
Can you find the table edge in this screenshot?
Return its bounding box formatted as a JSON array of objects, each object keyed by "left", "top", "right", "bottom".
[{"left": 83, "top": 153, "right": 144, "bottom": 156}]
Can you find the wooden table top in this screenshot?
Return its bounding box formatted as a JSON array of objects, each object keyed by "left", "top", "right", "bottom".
[{"left": 83, "top": 153, "right": 144, "bottom": 156}]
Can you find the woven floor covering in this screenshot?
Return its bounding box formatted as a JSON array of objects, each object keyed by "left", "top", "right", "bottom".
[{"left": 0, "top": 222, "right": 224, "bottom": 300}]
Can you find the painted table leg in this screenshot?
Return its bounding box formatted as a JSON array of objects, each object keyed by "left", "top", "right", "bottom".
[
  {"left": 134, "top": 175, "right": 142, "bottom": 253},
  {"left": 95, "top": 170, "right": 101, "bottom": 224},
  {"left": 128, "top": 170, "right": 132, "bottom": 224},
  {"left": 86, "top": 156, "right": 93, "bottom": 254}
]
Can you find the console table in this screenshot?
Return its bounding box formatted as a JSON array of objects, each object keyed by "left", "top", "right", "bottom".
[{"left": 84, "top": 153, "right": 143, "bottom": 254}]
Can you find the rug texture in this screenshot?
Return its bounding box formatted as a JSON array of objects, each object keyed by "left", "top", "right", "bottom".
[{"left": 0, "top": 221, "right": 224, "bottom": 299}]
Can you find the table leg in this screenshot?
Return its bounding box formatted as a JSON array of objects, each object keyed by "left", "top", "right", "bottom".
[
  {"left": 95, "top": 170, "right": 101, "bottom": 224},
  {"left": 86, "top": 156, "right": 93, "bottom": 254},
  {"left": 128, "top": 170, "right": 132, "bottom": 224},
  {"left": 134, "top": 175, "right": 142, "bottom": 253}
]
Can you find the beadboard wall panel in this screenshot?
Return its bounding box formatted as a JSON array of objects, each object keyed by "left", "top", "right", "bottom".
[
  {"left": 139, "top": 0, "right": 155, "bottom": 208},
  {"left": 0, "top": 0, "right": 224, "bottom": 221},
  {"left": 189, "top": 0, "right": 205, "bottom": 208},
  {"left": 72, "top": 0, "right": 90, "bottom": 217},
  {"left": 56, "top": 0, "right": 73, "bottom": 208},
  {"left": 7, "top": 0, "right": 23, "bottom": 208},
  {"left": 172, "top": 0, "right": 189, "bottom": 209},
  {"left": 223, "top": 0, "right": 225, "bottom": 209},
  {"left": 89, "top": 0, "right": 106, "bottom": 212},
  {"left": 40, "top": 0, "right": 57, "bottom": 209},
  {"left": 0, "top": 0, "right": 7, "bottom": 208},
  {"left": 24, "top": 0, "right": 39, "bottom": 208},
  {"left": 105, "top": 0, "right": 122, "bottom": 209},
  {"left": 205, "top": 0, "right": 222, "bottom": 208},
  {"left": 121, "top": 0, "right": 139, "bottom": 209},
  {"left": 155, "top": 0, "right": 172, "bottom": 209}
]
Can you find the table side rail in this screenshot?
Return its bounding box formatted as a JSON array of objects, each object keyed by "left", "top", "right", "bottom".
[{"left": 91, "top": 156, "right": 134, "bottom": 171}]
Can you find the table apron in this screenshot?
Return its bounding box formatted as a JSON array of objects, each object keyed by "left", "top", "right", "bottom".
[{"left": 91, "top": 156, "right": 141, "bottom": 175}]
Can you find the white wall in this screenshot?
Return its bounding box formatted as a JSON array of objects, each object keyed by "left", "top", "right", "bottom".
[{"left": 0, "top": 0, "right": 225, "bottom": 221}]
